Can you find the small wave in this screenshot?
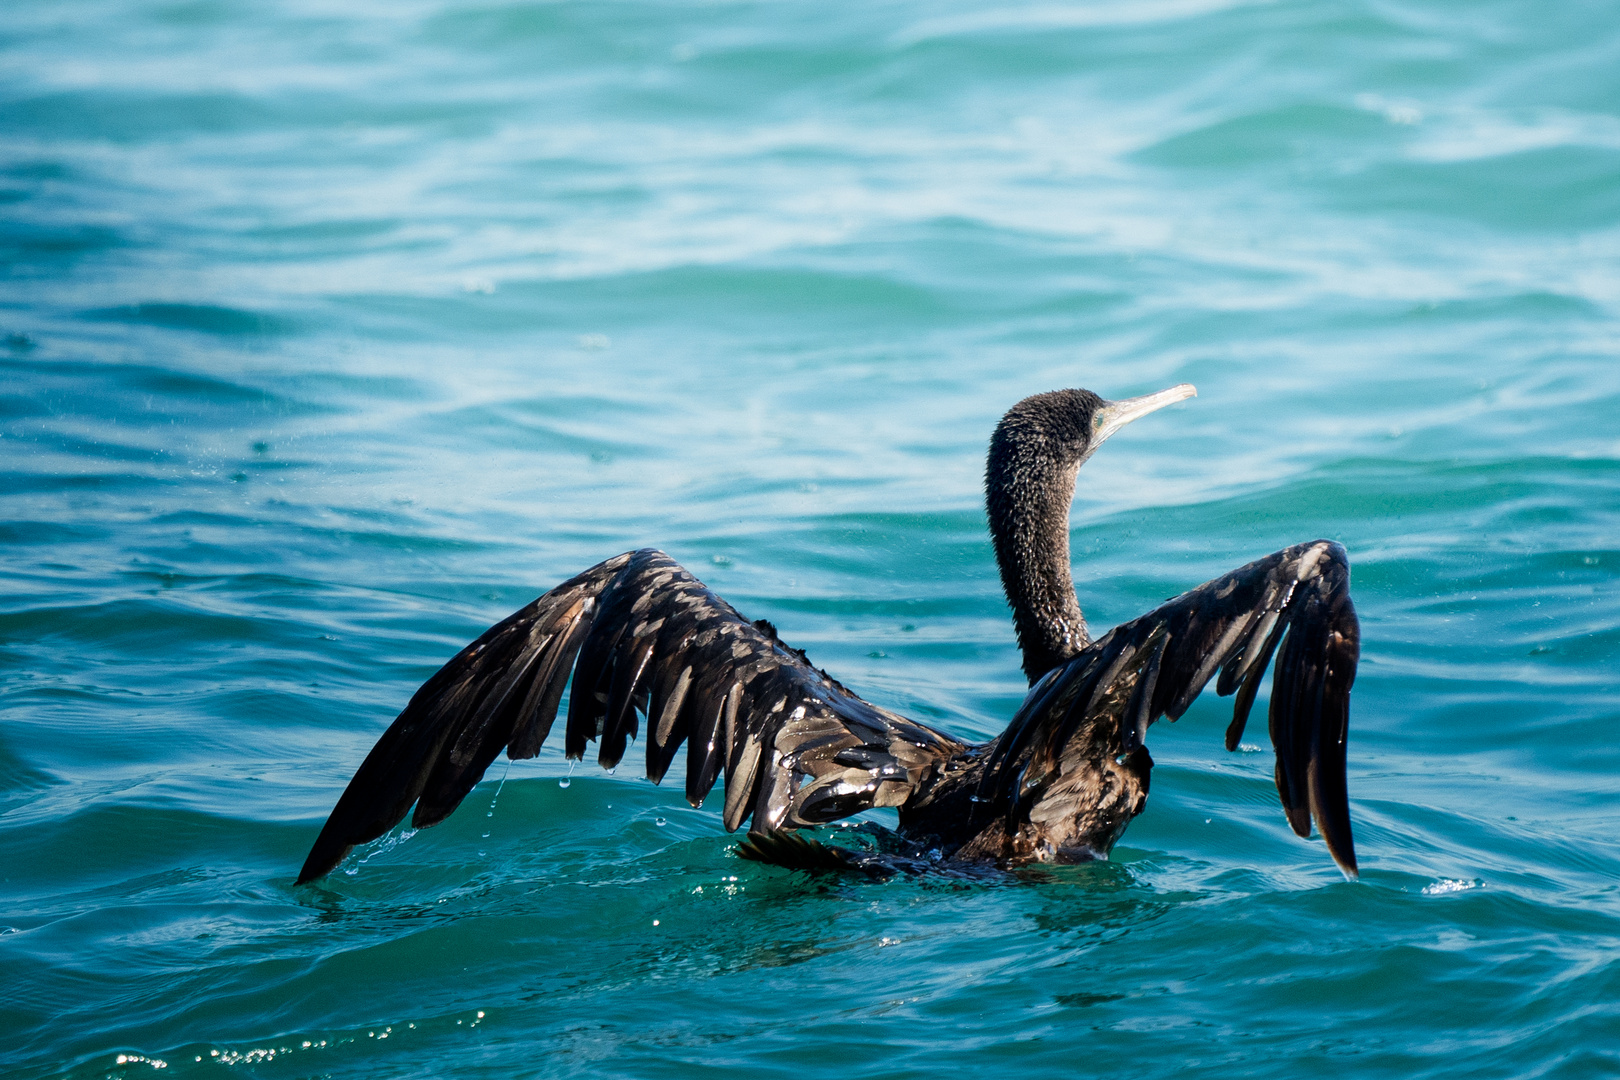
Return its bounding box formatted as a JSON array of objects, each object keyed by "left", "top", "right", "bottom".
[
  {"left": 1422, "top": 878, "right": 1482, "bottom": 896},
  {"left": 1405, "top": 107, "right": 1620, "bottom": 164},
  {"left": 80, "top": 302, "right": 295, "bottom": 336},
  {"left": 896, "top": 0, "right": 1266, "bottom": 44}
]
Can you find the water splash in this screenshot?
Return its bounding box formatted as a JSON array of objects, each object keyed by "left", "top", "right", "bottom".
[
  {"left": 343, "top": 825, "right": 418, "bottom": 875},
  {"left": 559, "top": 760, "right": 576, "bottom": 789}
]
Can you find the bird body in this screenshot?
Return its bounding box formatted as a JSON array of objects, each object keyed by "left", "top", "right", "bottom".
[{"left": 297, "top": 385, "right": 1360, "bottom": 885}]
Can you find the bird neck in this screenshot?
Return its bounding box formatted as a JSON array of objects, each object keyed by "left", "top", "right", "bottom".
[{"left": 986, "top": 425, "right": 1090, "bottom": 685}]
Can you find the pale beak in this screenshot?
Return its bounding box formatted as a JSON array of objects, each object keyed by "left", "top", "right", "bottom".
[{"left": 1091, "top": 383, "right": 1197, "bottom": 448}]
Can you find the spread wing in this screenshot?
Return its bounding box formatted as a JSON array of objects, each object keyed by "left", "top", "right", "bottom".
[
  {"left": 297, "top": 549, "right": 965, "bottom": 883},
  {"left": 979, "top": 539, "right": 1360, "bottom": 876}
]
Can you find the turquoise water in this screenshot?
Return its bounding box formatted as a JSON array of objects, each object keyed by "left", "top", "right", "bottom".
[{"left": 3, "top": 0, "right": 1619, "bottom": 1075}]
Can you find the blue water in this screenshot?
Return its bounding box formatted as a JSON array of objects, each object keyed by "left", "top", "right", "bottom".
[{"left": 3, "top": 1, "right": 1619, "bottom": 1076}]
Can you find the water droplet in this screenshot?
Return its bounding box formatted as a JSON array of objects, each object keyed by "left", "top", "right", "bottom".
[
  {"left": 653, "top": 919, "right": 661, "bottom": 926},
  {"left": 485, "top": 759, "right": 511, "bottom": 817},
  {"left": 481, "top": 831, "right": 490, "bottom": 838},
  {"left": 559, "top": 777, "right": 571, "bottom": 789},
  {"left": 655, "top": 817, "right": 667, "bottom": 827}
]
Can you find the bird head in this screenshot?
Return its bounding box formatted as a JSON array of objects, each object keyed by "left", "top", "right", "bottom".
[
  {"left": 986, "top": 382, "right": 1200, "bottom": 683},
  {"left": 991, "top": 383, "right": 1197, "bottom": 474}
]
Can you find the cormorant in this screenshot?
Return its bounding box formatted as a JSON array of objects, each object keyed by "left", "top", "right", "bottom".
[{"left": 297, "top": 384, "right": 1359, "bottom": 884}]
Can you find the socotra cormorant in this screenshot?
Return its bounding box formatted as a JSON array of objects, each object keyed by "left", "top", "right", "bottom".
[{"left": 297, "top": 384, "right": 1359, "bottom": 884}]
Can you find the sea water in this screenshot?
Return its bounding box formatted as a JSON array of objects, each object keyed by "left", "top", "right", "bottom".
[{"left": 2, "top": 1, "right": 1617, "bottom": 1077}]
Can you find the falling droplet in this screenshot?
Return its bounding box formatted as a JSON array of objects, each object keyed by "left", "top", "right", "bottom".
[
  {"left": 655, "top": 817, "right": 667, "bottom": 827},
  {"left": 558, "top": 777, "right": 571, "bottom": 789},
  {"left": 487, "top": 759, "right": 512, "bottom": 818},
  {"left": 482, "top": 831, "right": 490, "bottom": 838}
]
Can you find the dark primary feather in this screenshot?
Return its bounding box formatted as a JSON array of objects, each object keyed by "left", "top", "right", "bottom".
[
  {"left": 916, "top": 539, "right": 1359, "bottom": 876},
  {"left": 296, "top": 549, "right": 966, "bottom": 885}
]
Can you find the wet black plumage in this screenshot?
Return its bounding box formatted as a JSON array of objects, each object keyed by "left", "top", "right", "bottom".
[{"left": 297, "top": 385, "right": 1359, "bottom": 885}]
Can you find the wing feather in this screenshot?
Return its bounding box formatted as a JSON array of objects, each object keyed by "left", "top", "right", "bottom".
[
  {"left": 296, "top": 549, "right": 965, "bottom": 884},
  {"left": 508, "top": 600, "right": 592, "bottom": 759},
  {"left": 647, "top": 662, "right": 694, "bottom": 782},
  {"left": 977, "top": 540, "right": 1360, "bottom": 877}
]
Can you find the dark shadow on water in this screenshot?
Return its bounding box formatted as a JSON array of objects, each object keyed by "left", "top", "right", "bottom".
[{"left": 80, "top": 302, "right": 296, "bottom": 336}]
